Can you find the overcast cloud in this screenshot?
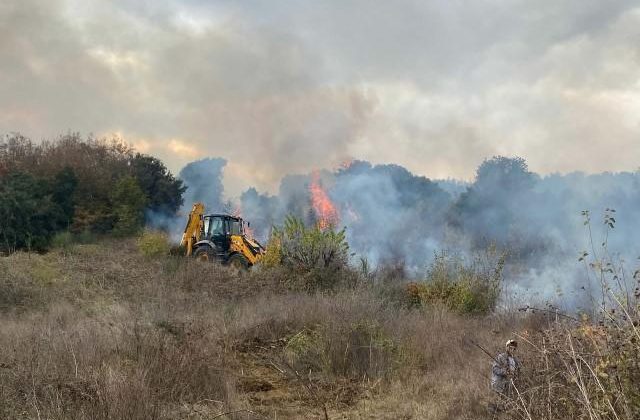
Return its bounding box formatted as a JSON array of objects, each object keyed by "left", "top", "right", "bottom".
[{"left": 1, "top": 0, "right": 639, "bottom": 194}]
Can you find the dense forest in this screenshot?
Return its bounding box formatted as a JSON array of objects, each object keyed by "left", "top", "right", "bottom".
[{"left": 0, "top": 133, "right": 184, "bottom": 252}]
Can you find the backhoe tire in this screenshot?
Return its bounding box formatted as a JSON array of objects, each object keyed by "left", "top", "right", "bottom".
[
  {"left": 193, "top": 246, "right": 216, "bottom": 262},
  {"left": 228, "top": 254, "right": 249, "bottom": 270}
]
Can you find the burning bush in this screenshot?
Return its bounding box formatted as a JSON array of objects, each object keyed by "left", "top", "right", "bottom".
[{"left": 265, "top": 215, "right": 352, "bottom": 290}]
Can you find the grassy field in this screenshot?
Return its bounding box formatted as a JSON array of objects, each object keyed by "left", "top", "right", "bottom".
[{"left": 0, "top": 238, "right": 637, "bottom": 419}]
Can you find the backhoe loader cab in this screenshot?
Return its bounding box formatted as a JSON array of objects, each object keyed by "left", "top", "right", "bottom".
[
  {"left": 180, "top": 203, "right": 265, "bottom": 268},
  {"left": 202, "top": 214, "right": 243, "bottom": 252}
]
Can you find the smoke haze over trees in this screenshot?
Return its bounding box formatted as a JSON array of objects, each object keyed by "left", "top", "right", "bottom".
[
  {"left": 174, "top": 154, "right": 640, "bottom": 305},
  {"left": 178, "top": 158, "right": 227, "bottom": 215},
  {"left": 3, "top": 131, "right": 640, "bottom": 306}
]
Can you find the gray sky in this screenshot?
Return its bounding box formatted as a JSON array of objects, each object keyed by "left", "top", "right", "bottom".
[{"left": 1, "top": 0, "right": 639, "bottom": 193}]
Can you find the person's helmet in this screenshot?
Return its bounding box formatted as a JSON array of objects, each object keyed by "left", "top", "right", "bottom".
[{"left": 506, "top": 339, "right": 518, "bottom": 348}]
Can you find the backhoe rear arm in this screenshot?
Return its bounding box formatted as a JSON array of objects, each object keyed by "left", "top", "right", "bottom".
[{"left": 180, "top": 202, "right": 205, "bottom": 256}]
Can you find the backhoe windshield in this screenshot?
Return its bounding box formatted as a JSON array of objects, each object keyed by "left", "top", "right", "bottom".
[{"left": 207, "top": 217, "right": 224, "bottom": 236}]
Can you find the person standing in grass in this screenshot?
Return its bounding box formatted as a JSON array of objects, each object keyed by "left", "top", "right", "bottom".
[{"left": 489, "top": 339, "right": 520, "bottom": 413}]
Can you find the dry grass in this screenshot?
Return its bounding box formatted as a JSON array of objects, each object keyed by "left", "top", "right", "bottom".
[{"left": 0, "top": 238, "right": 637, "bottom": 419}]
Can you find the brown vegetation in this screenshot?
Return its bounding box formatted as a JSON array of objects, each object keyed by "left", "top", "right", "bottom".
[{"left": 0, "top": 237, "right": 637, "bottom": 419}]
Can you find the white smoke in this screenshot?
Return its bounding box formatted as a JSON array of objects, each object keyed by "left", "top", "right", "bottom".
[{"left": 149, "top": 154, "right": 640, "bottom": 309}]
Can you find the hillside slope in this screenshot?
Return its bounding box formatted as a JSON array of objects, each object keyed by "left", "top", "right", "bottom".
[{"left": 1, "top": 238, "right": 637, "bottom": 419}]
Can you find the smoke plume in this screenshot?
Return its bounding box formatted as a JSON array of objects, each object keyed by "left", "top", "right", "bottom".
[
  {"left": 173, "top": 155, "right": 640, "bottom": 308},
  {"left": 179, "top": 158, "right": 227, "bottom": 214}
]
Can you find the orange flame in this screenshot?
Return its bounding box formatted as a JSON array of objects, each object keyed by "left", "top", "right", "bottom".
[
  {"left": 338, "top": 158, "right": 354, "bottom": 171},
  {"left": 310, "top": 172, "right": 339, "bottom": 230}
]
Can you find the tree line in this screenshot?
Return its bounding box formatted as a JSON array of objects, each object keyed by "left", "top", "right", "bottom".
[{"left": 0, "top": 133, "right": 185, "bottom": 253}]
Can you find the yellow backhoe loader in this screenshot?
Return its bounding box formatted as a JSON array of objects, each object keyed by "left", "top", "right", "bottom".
[{"left": 180, "top": 202, "right": 265, "bottom": 268}]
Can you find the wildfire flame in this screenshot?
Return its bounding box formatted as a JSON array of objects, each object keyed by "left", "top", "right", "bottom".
[
  {"left": 310, "top": 172, "right": 339, "bottom": 230},
  {"left": 335, "top": 158, "right": 355, "bottom": 172}
]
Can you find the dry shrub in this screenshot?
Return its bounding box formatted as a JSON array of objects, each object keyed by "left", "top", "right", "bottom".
[
  {"left": 0, "top": 270, "right": 40, "bottom": 312},
  {"left": 222, "top": 291, "right": 401, "bottom": 380},
  {"left": 281, "top": 294, "right": 401, "bottom": 380},
  {"left": 506, "top": 309, "right": 640, "bottom": 420},
  {"left": 265, "top": 215, "right": 352, "bottom": 291},
  {"left": 13, "top": 236, "right": 640, "bottom": 419},
  {"left": 0, "top": 252, "right": 57, "bottom": 312},
  {"left": 260, "top": 236, "right": 282, "bottom": 268},
  {"left": 51, "top": 231, "right": 74, "bottom": 250},
  {"left": 0, "top": 305, "right": 236, "bottom": 420},
  {"left": 136, "top": 230, "right": 171, "bottom": 257},
  {"left": 406, "top": 251, "right": 503, "bottom": 314},
  {"left": 227, "top": 289, "right": 505, "bottom": 419},
  {"left": 502, "top": 214, "right": 639, "bottom": 419}
]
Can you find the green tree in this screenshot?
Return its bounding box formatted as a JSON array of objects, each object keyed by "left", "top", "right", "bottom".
[
  {"left": 1, "top": 133, "right": 133, "bottom": 233},
  {"left": 0, "top": 172, "right": 60, "bottom": 252},
  {"left": 0, "top": 134, "right": 186, "bottom": 234},
  {"left": 268, "top": 215, "right": 351, "bottom": 290},
  {"left": 449, "top": 156, "right": 538, "bottom": 247},
  {"left": 110, "top": 176, "right": 147, "bottom": 236},
  {"left": 130, "top": 154, "right": 185, "bottom": 216},
  {"left": 51, "top": 167, "right": 77, "bottom": 229}
]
